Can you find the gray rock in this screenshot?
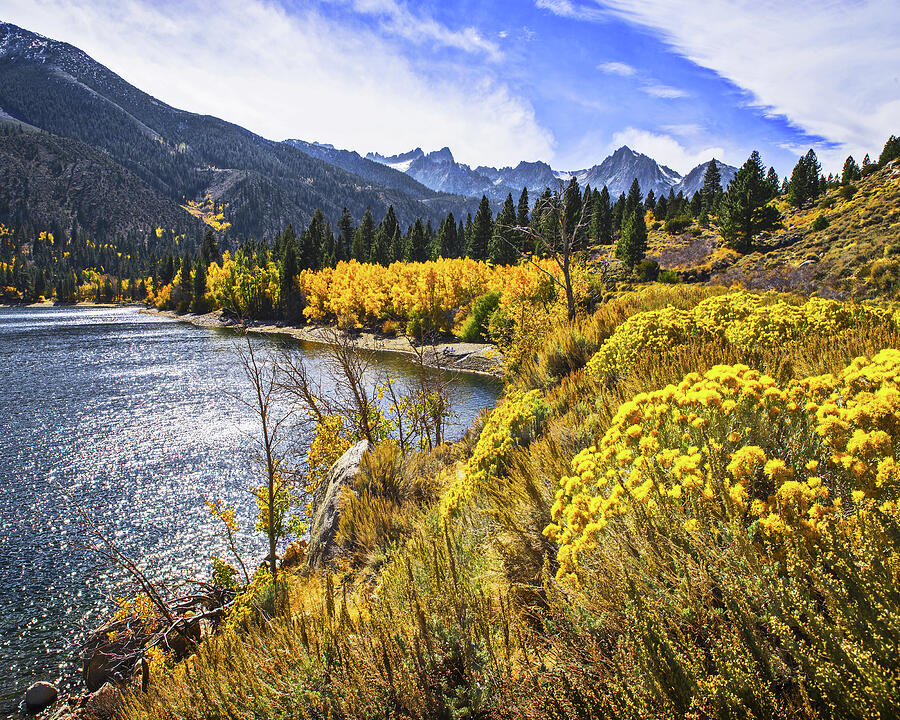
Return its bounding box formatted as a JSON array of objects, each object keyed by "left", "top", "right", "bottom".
[
  {"left": 306, "top": 439, "right": 371, "bottom": 569},
  {"left": 25, "top": 681, "right": 58, "bottom": 711},
  {"left": 83, "top": 682, "right": 120, "bottom": 720}
]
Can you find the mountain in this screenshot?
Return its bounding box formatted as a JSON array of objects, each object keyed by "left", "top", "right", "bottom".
[
  {"left": 0, "top": 121, "right": 196, "bottom": 239},
  {"left": 568, "top": 146, "right": 682, "bottom": 199},
  {"left": 672, "top": 159, "right": 738, "bottom": 198},
  {"left": 0, "top": 22, "right": 470, "bottom": 241},
  {"left": 366, "top": 148, "right": 426, "bottom": 173},
  {"left": 365, "top": 143, "right": 734, "bottom": 203},
  {"left": 475, "top": 161, "right": 560, "bottom": 196}
]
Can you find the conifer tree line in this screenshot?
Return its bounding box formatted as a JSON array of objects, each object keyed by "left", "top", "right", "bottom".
[{"left": 2, "top": 133, "right": 898, "bottom": 308}]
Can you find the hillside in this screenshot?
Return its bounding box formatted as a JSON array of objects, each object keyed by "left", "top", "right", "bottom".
[
  {"left": 636, "top": 161, "right": 900, "bottom": 297},
  {"left": 0, "top": 122, "right": 197, "bottom": 239}
]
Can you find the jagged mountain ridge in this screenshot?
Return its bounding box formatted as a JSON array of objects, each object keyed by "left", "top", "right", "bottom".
[
  {"left": 365, "top": 143, "right": 738, "bottom": 202},
  {"left": 0, "top": 21, "right": 474, "bottom": 241}
]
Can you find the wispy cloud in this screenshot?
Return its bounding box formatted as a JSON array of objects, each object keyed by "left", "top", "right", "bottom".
[
  {"left": 598, "top": 61, "right": 636, "bottom": 76},
  {"left": 535, "top": 0, "right": 606, "bottom": 22},
  {"left": 2, "top": 0, "right": 553, "bottom": 167},
  {"left": 593, "top": 0, "right": 900, "bottom": 165},
  {"left": 642, "top": 83, "right": 688, "bottom": 99},
  {"left": 347, "top": 0, "right": 502, "bottom": 61}
]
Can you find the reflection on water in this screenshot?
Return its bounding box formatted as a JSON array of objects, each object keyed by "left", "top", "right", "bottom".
[{"left": 0, "top": 307, "right": 500, "bottom": 709}]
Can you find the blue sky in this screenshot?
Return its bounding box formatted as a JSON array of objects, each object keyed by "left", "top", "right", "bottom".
[{"left": 4, "top": 0, "right": 899, "bottom": 174}]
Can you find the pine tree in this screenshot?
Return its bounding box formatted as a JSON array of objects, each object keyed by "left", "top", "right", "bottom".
[
  {"left": 353, "top": 207, "right": 375, "bottom": 262},
  {"left": 301, "top": 210, "right": 326, "bottom": 270},
  {"left": 516, "top": 187, "right": 531, "bottom": 254},
  {"left": 701, "top": 159, "right": 722, "bottom": 211},
  {"left": 436, "top": 212, "right": 457, "bottom": 258},
  {"left": 489, "top": 193, "right": 518, "bottom": 264},
  {"left": 612, "top": 192, "right": 626, "bottom": 231},
  {"left": 200, "top": 229, "right": 219, "bottom": 265},
  {"left": 841, "top": 156, "right": 860, "bottom": 185},
  {"left": 468, "top": 195, "right": 493, "bottom": 260},
  {"left": 655, "top": 193, "right": 669, "bottom": 222},
  {"left": 404, "top": 218, "right": 427, "bottom": 262},
  {"left": 320, "top": 221, "right": 336, "bottom": 268},
  {"left": 390, "top": 227, "right": 403, "bottom": 263},
  {"left": 191, "top": 259, "right": 208, "bottom": 313},
  {"left": 563, "top": 177, "right": 583, "bottom": 240},
  {"left": 279, "top": 227, "right": 301, "bottom": 323},
  {"left": 644, "top": 189, "right": 656, "bottom": 212},
  {"left": 788, "top": 149, "right": 822, "bottom": 207},
  {"left": 593, "top": 186, "right": 612, "bottom": 245},
  {"left": 878, "top": 135, "right": 900, "bottom": 167},
  {"left": 625, "top": 178, "right": 642, "bottom": 216},
  {"left": 720, "top": 150, "right": 781, "bottom": 252},
  {"left": 765, "top": 167, "right": 780, "bottom": 199},
  {"left": 616, "top": 207, "right": 647, "bottom": 268},
  {"left": 337, "top": 207, "right": 355, "bottom": 262},
  {"left": 862, "top": 153, "right": 872, "bottom": 172}
]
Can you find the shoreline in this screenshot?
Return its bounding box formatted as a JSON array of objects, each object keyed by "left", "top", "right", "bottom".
[{"left": 142, "top": 308, "right": 504, "bottom": 377}]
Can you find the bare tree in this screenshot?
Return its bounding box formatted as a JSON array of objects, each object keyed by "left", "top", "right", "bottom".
[
  {"left": 280, "top": 328, "right": 386, "bottom": 446},
  {"left": 235, "top": 333, "right": 294, "bottom": 582},
  {"left": 497, "top": 181, "right": 593, "bottom": 323}
]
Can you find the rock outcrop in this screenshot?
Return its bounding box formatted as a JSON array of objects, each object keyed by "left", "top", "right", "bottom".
[{"left": 306, "top": 439, "right": 371, "bottom": 569}]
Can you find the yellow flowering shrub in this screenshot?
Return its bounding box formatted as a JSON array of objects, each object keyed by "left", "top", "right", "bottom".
[
  {"left": 547, "top": 349, "right": 900, "bottom": 580},
  {"left": 442, "top": 389, "right": 549, "bottom": 517},
  {"left": 585, "top": 291, "right": 894, "bottom": 377}
]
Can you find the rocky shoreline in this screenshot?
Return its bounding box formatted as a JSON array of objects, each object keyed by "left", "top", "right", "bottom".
[{"left": 141, "top": 308, "right": 504, "bottom": 377}]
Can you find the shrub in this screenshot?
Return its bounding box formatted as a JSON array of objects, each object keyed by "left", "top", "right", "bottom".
[
  {"left": 664, "top": 215, "right": 692, "bottom": 234},
  {"left": 839, "top": 183, "right": 858, "bottom": 200},
  {"left": 547, "top": 349, "right": 900, "bottom": 580},
  {"left": 442, "top": 389, "right": 549, "bottom": 517},
  {"left": 585, "top": 291, "right": 894, "bottom": 379},
  {"left": 459, "top": 289, "right": 501, "bottom": 342},
  {"left": 810, "top": 213, "right": 829, "bottom": 231},
  {"left": 657, "top": 269, "right": 681, "bottom": 284},
  {"left": 636, "top": 259, "right": 660, "bottom": 282}
]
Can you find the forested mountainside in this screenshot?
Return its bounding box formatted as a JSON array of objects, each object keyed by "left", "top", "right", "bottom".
[
  {"left": 0, "top": 22, "right": 473, "bottom": 241},
  {"left": 0, "top": 122, "right": 198, "bottom": 240}
]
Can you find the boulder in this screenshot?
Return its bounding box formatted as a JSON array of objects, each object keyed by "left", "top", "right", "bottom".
[
  {"left": 25, "top": 681, "right": 58, "bottom": 711},
  {"left": 82, "top": 648, "right": 123, "bottom": 693},
  {"left": 306, "top": 439, "right": 371, "bottom": 569},
  {"left": 83, "top": 682, "right": 120, "bottom": 720}
]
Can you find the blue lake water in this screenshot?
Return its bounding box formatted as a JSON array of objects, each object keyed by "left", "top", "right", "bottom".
[{"left": 0, "top": 306, "right": 500, "bottom": 711}]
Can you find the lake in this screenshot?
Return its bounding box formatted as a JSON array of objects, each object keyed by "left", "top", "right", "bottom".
[{"left": 0, "top": 306, "right": 501, "bottom": 711}]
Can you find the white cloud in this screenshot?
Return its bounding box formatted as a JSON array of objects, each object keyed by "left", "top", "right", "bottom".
[
  {"left": 592, "top": 0, "right": 900, "bottom": 169},
  {"left": 2, "top": 0, "right": 553, "bottom": 167},
  {"left": 535, "top": 0, "right": 606, "bottom": 22},
  {"left": 641, "top": 83, "right": 688, "bottom": 99},
  {"left": 598, "top": 61, "right": 636, "bottom": 76},
  {"left": 346, "top": 0, "right": 502, "bottom": 61},
  {"left": 611, "top": 127, "right": 726, "bottom": 173}
]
